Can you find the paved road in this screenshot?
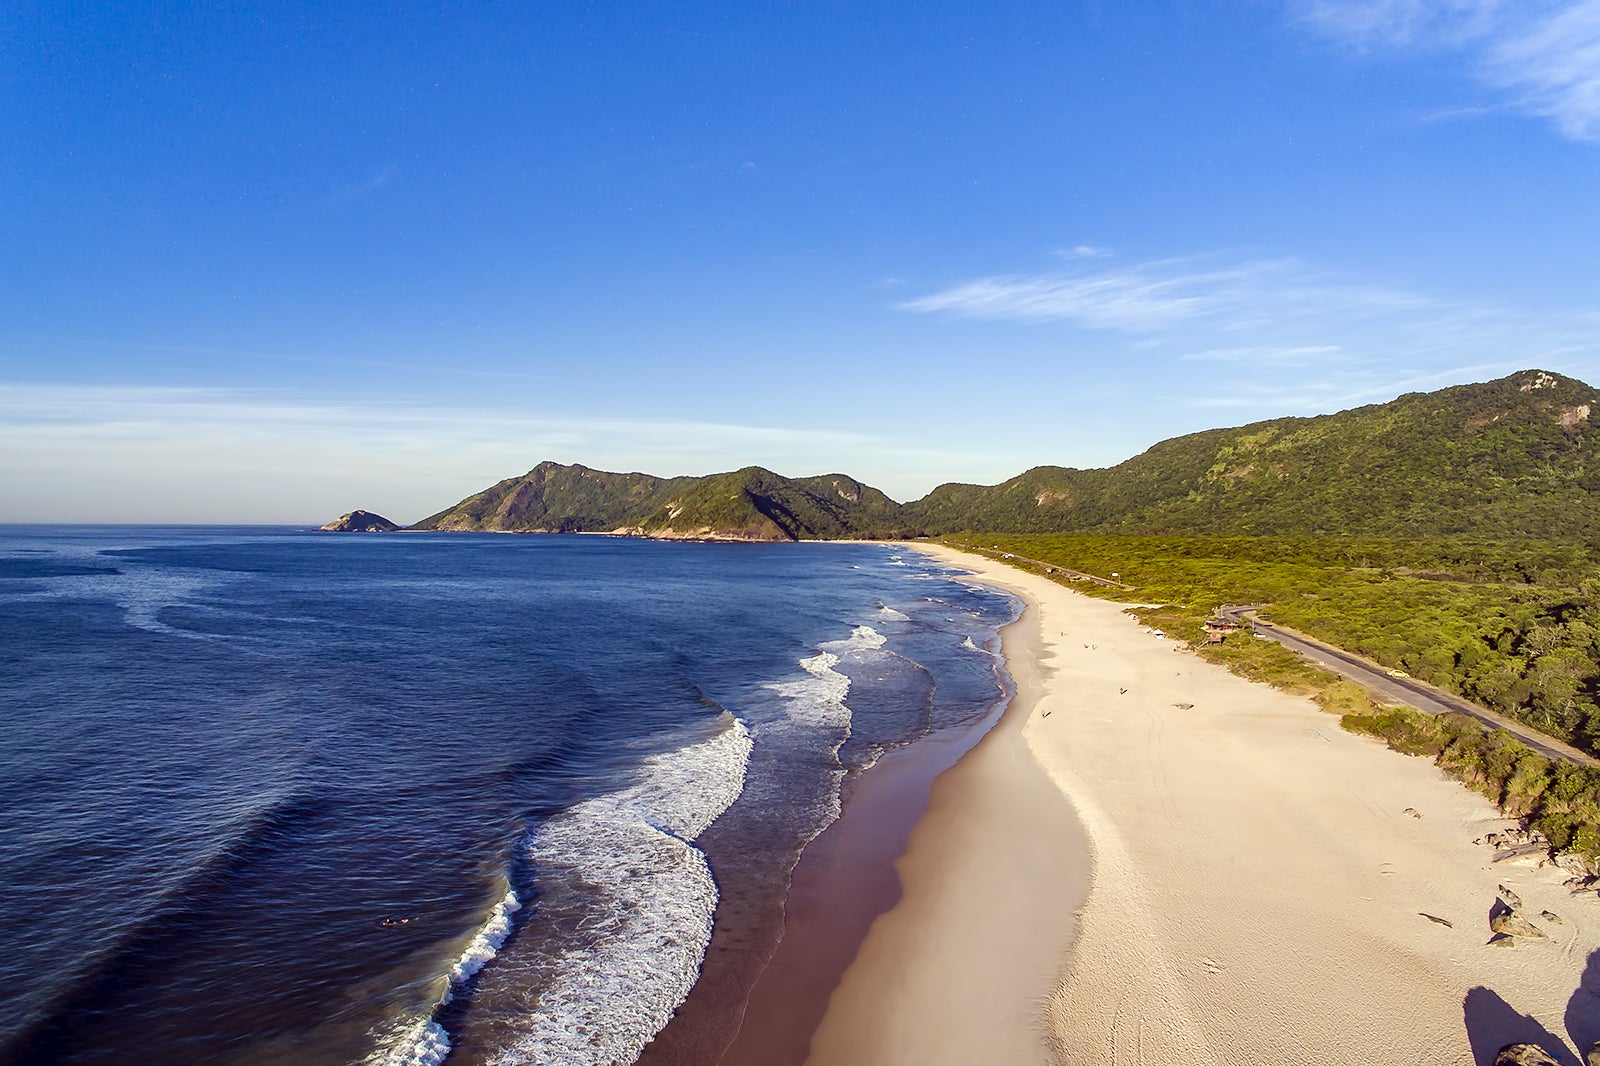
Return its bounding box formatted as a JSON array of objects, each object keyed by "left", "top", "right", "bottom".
[
  {"left": 1217, "top": 605, "right": 1600, "bottom": 770},
  {"left": 971, "top": 548, "right": 1134, "bottom": 590}
]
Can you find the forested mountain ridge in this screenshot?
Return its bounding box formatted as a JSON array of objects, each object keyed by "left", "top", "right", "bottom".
[
  {"left": 629, "top": 467, "right": 914, "bottom": 541},
  {"left": 907, "top": 369, "right": 1600, "bottom": 538},
  {"left": 411, "top": 462, "right": 697, "bottom": 533},
  {"left": 411, "top": 461, "right": 917, "bottom": 540},
  {"left": 408, "top": 370, "right": 1600, "bottom": 540}
]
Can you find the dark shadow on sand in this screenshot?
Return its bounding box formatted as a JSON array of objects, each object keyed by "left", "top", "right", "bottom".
[
  {"left": 1464, "top": 986, "right": 1576, "bottom": 1066},
  {"left": 1566, "top": 947, "right": 1600, "bottom": 1059}
]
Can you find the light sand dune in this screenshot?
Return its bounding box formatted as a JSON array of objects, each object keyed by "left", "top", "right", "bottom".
[{"left": 806, "top": 543, "right": 1600, "bottom": 1066}]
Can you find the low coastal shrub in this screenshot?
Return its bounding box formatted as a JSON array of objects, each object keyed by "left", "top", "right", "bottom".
[
  {"left": 1341, "top": 706, "right": 1600, "bottom": 863},
  {"left": 1316, "top": 678, "right": 1386, "bottom": 718},
  {"left": 1341, "top": 707, "right": 1450, "bottom": 757}
]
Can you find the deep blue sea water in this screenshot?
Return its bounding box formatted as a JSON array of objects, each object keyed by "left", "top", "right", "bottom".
[{"left": 0, "top": 528, "right": 1017, "bottom": 1066}]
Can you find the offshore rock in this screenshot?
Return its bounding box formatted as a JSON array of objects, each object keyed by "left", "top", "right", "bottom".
[{"left": 319, "top": 510, "right": 401, "bottom": 532}]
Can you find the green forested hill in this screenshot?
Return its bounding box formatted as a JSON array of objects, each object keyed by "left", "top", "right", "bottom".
[
  {"left": 409, "top": 370, "right": 1600, "bottom": 541},
  {"left": 634, "top": 467, "right": 914, "bottom": 540},
  {"left": 907, "top": 369, "right": 1600, "bottom": 538},
  {"left": 411, "top": 461, "right": 698, "bottom": 532},
  {"left": 412, "top": 462, "right": 916, "bottom": 540}
]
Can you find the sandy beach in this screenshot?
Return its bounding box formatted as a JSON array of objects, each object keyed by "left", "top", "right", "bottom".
[{"left": 805, "top": 543, "right": 1600, "bottom": 1066}]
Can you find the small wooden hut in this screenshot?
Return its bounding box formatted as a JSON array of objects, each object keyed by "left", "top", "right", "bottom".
[{"left": 1203, "top": 617, "right": 1243, "bottom": 644}]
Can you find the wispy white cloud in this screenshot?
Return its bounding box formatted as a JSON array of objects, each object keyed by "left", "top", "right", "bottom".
[
  {"left": 1486, "top": 3, "right": 1600, "bottom": 138},
  {"left": 1298, "top": 0, "right": 1501, "bottom": 47},
  {"left": 899, "top": 255, "right": 1431, "bottom": 333},
  {"left": 1181, "top": 344, "right": 1347, "bottom": 366},
  {"left": 328, "top": 166, "right": 398, "bottom": 206},
  {"left": 1178, "top": 359, "right": 1512, "bottom": 410},
  {"left": 899, "top": 261, "right": 1239, "bottom": 330},
  {"left": 1298, "top": 0, "right": 1600, "bottom": 140},
  {"left": 896, "top": 248, "right": 1600, "bottom": 429}
]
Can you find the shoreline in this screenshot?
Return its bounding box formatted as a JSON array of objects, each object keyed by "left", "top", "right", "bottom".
[
  {"left": 804, "top": 542, "right": 1600, "bottom": 1065},
  {"left": 638, "top": 547, "right": 1031, "bottom": 1065},
  {"left": 804, "top": 579, "right": 1090, "bottom": 1065},
  {"left": 637, "top": 706, "right": 1013, "bottom": 1066},
  {"left": 718, "top": 692, "right": 1018, "bottom": 1065}
]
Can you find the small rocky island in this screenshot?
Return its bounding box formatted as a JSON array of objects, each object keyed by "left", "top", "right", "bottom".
[{"left": 319, "top": 510, "right": 401, "bottom": 532}]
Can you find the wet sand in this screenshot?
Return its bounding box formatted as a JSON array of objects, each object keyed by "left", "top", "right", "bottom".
[
  {"left": 719, "top": 702, "right": 1013, "bottom": 1065},
  {"left": 641, "top": 713, "right": 1006, "bottom": 1066},
  {"left": 804, "top": 590, "right": 1088, "bottom": 1066},
  {"left": 640, "top": 577, "right": 1033, "bottom": 1066}
]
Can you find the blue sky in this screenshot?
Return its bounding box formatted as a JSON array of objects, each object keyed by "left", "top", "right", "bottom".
[{"left": 5, "top": 1, "right": 1600, "bottom": 522}]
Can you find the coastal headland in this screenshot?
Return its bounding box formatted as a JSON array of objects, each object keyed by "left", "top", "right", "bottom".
[{"left": 805, "top": 543, "right": 1600, "bottom": 1065}]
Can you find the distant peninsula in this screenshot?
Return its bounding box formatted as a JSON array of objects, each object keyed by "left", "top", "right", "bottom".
[{"left": 362, "top": 369, "right": 1600, "bottom": 542}]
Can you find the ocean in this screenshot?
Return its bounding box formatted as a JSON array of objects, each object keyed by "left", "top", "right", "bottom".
[{"left": 0, "top": 527, "right": 1017, "bottom": 1065}]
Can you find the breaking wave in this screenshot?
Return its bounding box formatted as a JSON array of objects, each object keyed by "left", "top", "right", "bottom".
[{"left": 489, "top": 716, "right": 752, "bottom": 1065}]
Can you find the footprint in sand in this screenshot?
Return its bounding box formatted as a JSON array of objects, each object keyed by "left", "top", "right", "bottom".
[{"left": 1201, "top": 957, "right": 1224, "bottom": 974}]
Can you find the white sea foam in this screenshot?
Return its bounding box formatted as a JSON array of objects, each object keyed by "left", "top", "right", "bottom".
[
  {"left": 875, "top": 604, "right": 911, "bottom": 623},
  {"left": 447, "top": 890, "right": 522, "bottom": 992},
  {"left": 763, "top": 625, "right": 884, "bottom": 729},
  {"left": 367, "top": 889, "right": 523, "bottom": 1066},
  {"left": 373, "top": 1020, "right": 450, "bottom": 1066},
  {"left": 399, "top": 622, "right": 897, "bottom": 1065},
  {"left": 370, "top": 719, "right": 751, "bottom": 1066},
  {"left": 829, "top": 623, "right": 887, "bottom": 653},
  {"left": 962, "top": 634, "right": 999, "bottom": 657},
  {"left": 752, "top": 622, "right": 898, "bottom": 842},
  {"left": 488, "top": 717, "right": 753, "bottom": 1066}
]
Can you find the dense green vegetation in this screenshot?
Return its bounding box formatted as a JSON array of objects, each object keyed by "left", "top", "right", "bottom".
[
  {"left": 911, "top": 369, "right": 1600, "bottom": 538},
  {"left": 412, "top": 462, "right": 698, "bottom": 532},
  {"left": 948, "top": 531, "right": 1600, "bottom": 861},
  {"left": 413, "top": 462, "right": 919, "bottom": 540},
  {"left": 636, "top": 468, "right": 916, "bottom": 541},
  {"left": 1272, "top": 577, "right": 1600, "bottom": 749}
]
